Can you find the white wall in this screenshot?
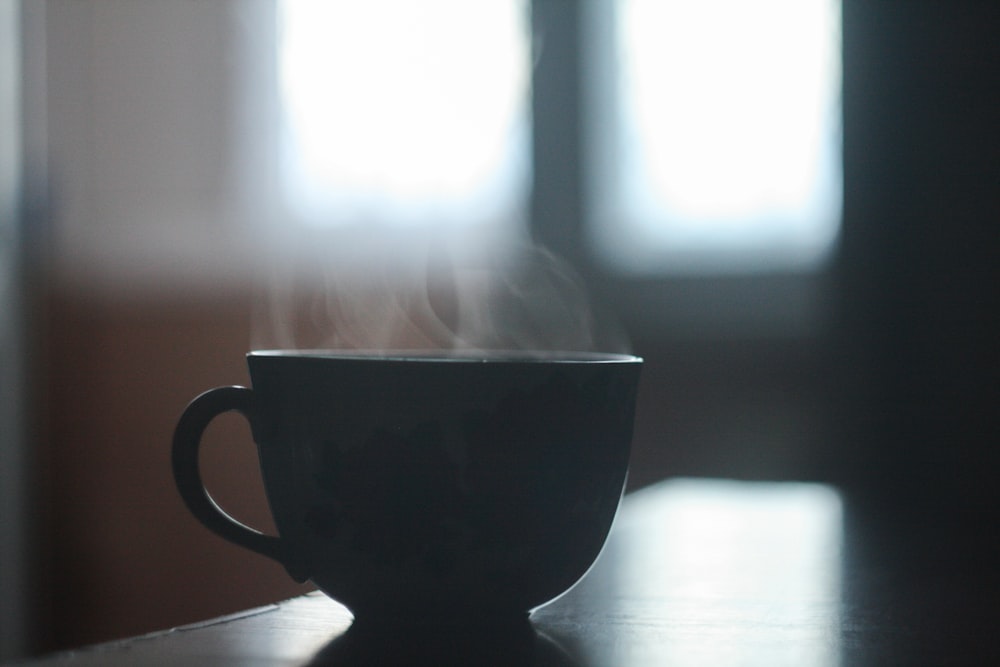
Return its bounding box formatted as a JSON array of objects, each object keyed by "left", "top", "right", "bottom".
[{"left": 45, "top": 0, "right": 279, "bottom": 296}]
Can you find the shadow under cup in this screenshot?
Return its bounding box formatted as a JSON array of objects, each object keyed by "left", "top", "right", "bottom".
[{"left": 173, "top": 350, "right": 642, "bottom": 623}]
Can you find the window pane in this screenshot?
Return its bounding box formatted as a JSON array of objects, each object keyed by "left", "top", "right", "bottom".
[
  {"left": 585, "top": 0, "right": 842, "bottom": 273},
  {"left": 279, "top": 0, "right": 530, "bottom": 230}
]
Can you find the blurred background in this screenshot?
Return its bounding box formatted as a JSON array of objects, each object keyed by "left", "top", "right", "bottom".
[{"left": 1, "top": 0, "right": 998, "bottom": 660}]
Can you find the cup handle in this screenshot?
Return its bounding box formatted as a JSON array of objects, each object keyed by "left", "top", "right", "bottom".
[{"left": 172, "top": 386, "right": 306, "bottom": 582}]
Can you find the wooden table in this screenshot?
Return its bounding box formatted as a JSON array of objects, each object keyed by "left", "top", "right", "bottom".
[{"left": 15, "top": 477, "right": 1000, "bottom": 665}]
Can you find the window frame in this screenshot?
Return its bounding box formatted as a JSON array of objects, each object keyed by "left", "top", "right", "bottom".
[{"left": 530, "top": 0, "right": 839, "bottom": 341}]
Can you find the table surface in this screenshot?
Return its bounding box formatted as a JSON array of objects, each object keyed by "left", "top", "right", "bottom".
[{"left": 15, "top": 477, "right": 1000, "bottom": 666}]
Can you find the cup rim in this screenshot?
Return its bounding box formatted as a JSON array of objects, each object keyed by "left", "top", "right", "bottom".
[{"left": 249, "top": 349, "right": 642, "bottom": 364}]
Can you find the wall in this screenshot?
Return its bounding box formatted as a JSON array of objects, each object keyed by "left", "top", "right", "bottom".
[
  {"left": 836, "top": 1, "right": 1000, "bottom": 556},
  {"left": 40, "top": 287, "right": 312, "bottom": 650},
  {"left": 44, "top": 0, "right": 275, "bottom": 295},
  {"left": 35, "top": 1, "right": 303, "bottom": 649}
]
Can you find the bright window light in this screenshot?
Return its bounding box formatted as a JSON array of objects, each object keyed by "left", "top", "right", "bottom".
[
  {"left": 279, "top": 0, "right": 530, "bottom": 230},
  {"left": 586, "top": 0, "right": 842, "bottom": 274}
]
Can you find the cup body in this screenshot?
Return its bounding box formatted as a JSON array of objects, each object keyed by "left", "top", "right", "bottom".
[{"left": 215, "top": 351, "right": 640, "bottom": 619}]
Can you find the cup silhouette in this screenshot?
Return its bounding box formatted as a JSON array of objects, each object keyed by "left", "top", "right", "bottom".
[{"left": 173, "top": 350, "right": 641, "bottom": 623}]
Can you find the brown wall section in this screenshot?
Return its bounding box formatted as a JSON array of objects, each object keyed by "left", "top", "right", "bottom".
[{"left": 42, "top": 288, "right": 311, "bottom": 650}]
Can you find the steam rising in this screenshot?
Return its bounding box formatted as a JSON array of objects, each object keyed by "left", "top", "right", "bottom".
[{"left": 253, "top": 243, "right": 629, "bottom": 355}]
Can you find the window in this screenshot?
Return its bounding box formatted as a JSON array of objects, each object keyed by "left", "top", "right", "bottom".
[
  {"left": 278, "top": 0, "right": 530, "bottom": 234},
  {"left": 584, "top": 0, "right": 842, "bottom": 274},
  {"left": 276, "top": 0, "right": 843, "bottom": 335}
]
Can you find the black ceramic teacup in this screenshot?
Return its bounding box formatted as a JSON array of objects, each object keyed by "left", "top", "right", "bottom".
[{"left": 173, "top": 350, "right": 641, "bottom": 623}]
